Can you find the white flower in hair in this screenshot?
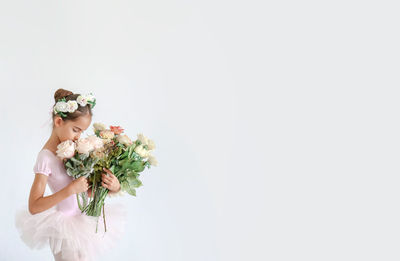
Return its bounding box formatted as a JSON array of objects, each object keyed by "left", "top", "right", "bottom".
[
  {"left": 85, "top": 93, "right": 95, "bottom": 101},
  {"left": 53, "top": 93, "right": 96, "bottom": 117},
  {"left": 54, "top": 101, "right": 69, "bottom": 113},
  {"left": 66, "top": 100, "right": 78, "bottom": 113},
  {"left": 76, "top": 95, "right": 88, "bottom": 106},
  {"left": 76, "top": 93, "right": 95, "bottom": 106}
]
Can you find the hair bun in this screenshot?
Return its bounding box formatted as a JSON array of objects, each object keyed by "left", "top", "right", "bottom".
[{"left": 54, "top": 88, "right": 73, "bottom": 102}]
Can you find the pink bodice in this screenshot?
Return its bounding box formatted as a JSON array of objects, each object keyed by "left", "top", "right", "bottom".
[{"left": 33, "top": 149, "right": 81, "bottom": 216}]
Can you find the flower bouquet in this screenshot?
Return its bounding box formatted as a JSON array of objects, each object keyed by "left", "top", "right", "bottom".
[
  {"left": 56, "top": 136, "right": 104, "bottom": 212},
  {"left": 56, "top": 123, "right": 158, "bottom": 232}
]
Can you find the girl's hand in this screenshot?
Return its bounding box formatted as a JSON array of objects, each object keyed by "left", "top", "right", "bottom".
[
  {"left": 68, "top": 176, "right": 89, "bottom": 194},
  {"left": 101, "top": 167, "right": 121, "bottom": 193}
]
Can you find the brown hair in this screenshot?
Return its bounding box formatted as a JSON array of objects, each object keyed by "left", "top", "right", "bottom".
[{"left": 52, "top": 88, "right": 93, "bottom": 122}]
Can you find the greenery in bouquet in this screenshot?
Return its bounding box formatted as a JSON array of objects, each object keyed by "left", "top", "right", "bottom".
[
  {"left": 56, "top": 122, "right": 158, "bottom": 232},
  {"left": 55, "top": 136, "right": 104, "bottom": 212}
]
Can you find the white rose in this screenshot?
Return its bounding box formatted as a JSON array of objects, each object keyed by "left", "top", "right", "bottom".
[
  {"left": 76, "top": 137, "right": 95, "bottom": 155},
  {"left": 146, "top": 139, "right": 156, "bottom": 150},
  {"left": 55, "top": 101, "right": 69, "bottom": 113},
  {"left": 116, "top": 134, "right": 133, "bottom": 146},
  {"left": 66, "top": 100, "right": 78, "bottom": 113},
  {"left": 76, "top": 95, "right": 87, "bottom": 106},
  {"left": 147, "top": 154, "right": 158, "bottom": 166},
  {"left": 87, "top": 135, "right": 104, "bottom": 150},
  {"left": 93, "top": 122, "right": 107, "bottom": 131},
  {"left": 85, "top": 94, "right": 95, "bottom": 102},
  {"left": 137, "top": 133, "right": 149, "bottom": 145},
  {"left": 134, "top": 144, "right": 150, "bottom": 158},
  {"left": 56, "top": 140, "right": 76, "bottom": 159}
]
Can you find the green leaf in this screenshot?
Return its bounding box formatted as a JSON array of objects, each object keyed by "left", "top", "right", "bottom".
[
  {"left": 131, "top": 161, "right": 145, "bottom": 172},
  {"left": 65, "top": 161, "right": 73, "bottom": 169},
  {"left": 126, "top": 186, "right": 136, "bottom": 196},
  {"left": 58, "top": 112, "right": 67, "bottom": 118},
  {"left": 79, "top": 153, "right": 89, "bottom": 161},
  {"left": 121, "top": 180, "right": 136, "bottom": 196},
  {"left": 109, "top": 165, "right": 116, "bottom": 174},
  {"left": 127, "top": 175, "right": 143, "bottom": 188},
  {"left": 88, "top": 99, "right": 96, "bottom": 108},
  {"left": 70, "top": 157, "right": 82, "bottom": 164}
]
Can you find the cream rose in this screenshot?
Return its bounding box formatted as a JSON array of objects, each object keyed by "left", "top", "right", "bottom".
[
  {"left": 147, "top": 154, "right": 158, "bottom": 166},
  {"left": 116, "top": 134, "right": 133, "bottom": 146},
  {"left": 134, "top": 144, "right": 150, "bottom": 158},
  {"left": 87, "top": 135, "right": 104, "bottom": 150},
  {"left": 137, "top": 133, "right": 149, "bottom": 145},
  {"left": 56, "top": 140, "right": 76, "bottom": 159},
  {"left": 146, "top": 139, "right": 156, "bottom": 150},
  {"left": 76, "top": 137, "right": 94, "bottom": 155},
  {"left": 92, "top": 149, "right": 106, "bottom": 159},
  {"left": 100, "top": 130, "right": 115, "bottom": 139},
  {"left": 93, "top": 122, "right": 107, "bottom": 131}
]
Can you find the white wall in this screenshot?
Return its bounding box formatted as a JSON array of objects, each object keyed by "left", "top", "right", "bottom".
[{"left": 1, "top": 0, "right": 399, "bottom": 260}]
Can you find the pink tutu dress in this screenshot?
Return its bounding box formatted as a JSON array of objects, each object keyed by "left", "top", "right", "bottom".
[{"left": 15, "top": 149, "right": 127, "bottom": 261}]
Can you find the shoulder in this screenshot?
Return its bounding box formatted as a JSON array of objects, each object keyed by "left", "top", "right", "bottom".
[{"left": 33, "top": 149, "right": 55, "bottom": 176}]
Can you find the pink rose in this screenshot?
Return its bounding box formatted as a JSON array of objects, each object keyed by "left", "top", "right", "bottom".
[
  {"left": 87, "top": 135, "right": 104, "bottom": 150},
  {"left": 76, "top": 138, "right": 94, "bottom": 155},
  {"left": 56, "top": 140, "right": 76, "bottom": 159}
]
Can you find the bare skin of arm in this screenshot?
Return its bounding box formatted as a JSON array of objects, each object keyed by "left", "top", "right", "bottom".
[
  {"left": 29, "top": 167, "right": 120, "bottom": 214},
  {"left": 28, "top": 174, "right": 88, "bottom": 215}
]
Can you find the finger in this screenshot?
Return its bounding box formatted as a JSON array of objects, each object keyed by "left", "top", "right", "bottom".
[
  {"left": 101, "top": 181, "right": 108, "bottom": 188},
  {"left": 103, "top": 168, "right": 114, "bottom": 176},
  {"left": 102, "top": 174, "right": 112, "bottom": 182}
]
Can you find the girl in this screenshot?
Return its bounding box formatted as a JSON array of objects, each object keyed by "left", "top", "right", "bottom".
[{"left": 15, "top": 89, "right": 127, "bottom": 261}]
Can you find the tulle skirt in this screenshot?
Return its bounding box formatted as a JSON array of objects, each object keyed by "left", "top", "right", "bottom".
[{"left": 15, "top": 202, "right": 127, "bottom": 261}]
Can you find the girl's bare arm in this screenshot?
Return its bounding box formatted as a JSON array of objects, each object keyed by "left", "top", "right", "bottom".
[{"left": 28, "top": 173, "right": 73, "bottom": 215}]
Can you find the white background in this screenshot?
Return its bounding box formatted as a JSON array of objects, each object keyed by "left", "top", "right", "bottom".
[{"left": 1, "top": 0, "right": 399, "bottom": 260}]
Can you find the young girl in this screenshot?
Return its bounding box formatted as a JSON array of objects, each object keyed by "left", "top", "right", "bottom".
[{"left": 15, "top": 89, "right": 127, "bottom": 261}]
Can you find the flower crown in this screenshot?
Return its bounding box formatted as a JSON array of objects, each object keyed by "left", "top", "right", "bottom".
[{"left": 53, "top": 93, "right": 96, "bottom": 118}]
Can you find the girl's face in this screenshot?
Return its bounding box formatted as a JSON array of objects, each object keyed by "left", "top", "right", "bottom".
[{"left": 54, "top": 114, "right": 92, "bottom": 143}]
